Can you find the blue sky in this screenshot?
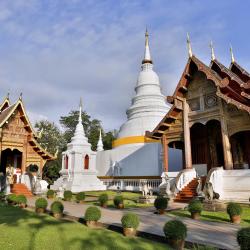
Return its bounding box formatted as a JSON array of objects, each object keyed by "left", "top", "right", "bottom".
[{"left": 0, "top": 0, "right": 249, "bottom": 131}]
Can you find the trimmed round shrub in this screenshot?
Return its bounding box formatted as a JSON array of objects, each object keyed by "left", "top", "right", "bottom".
[
  {"left": 51, "top": 201, "right": 64, "bottom": 214},
  {"left": 154, "top": 196, "right": 168, "bottom": 210},
  {"left": 35, "top": 198, "right": 48, "bottom": 209},
  {"left": 188, "top": 200, "right": 203, "bottom": 214},
  {"left": 113, "top": 195, "right": 124, "bottom": 207},
  {"left": 16, "top": 195, "right": 27, "bottom": 205},
  {"left": 163, "top": 220, "right": 187, "bottom": 241},
  {"left": 98, "top": 193, "right": 108, "bottom": 206},
  {"left": 227, "top": 202, "right": 242, "bottom": 217},
  {"left": 0, "top": 192, "right": 6, "bottom": 200},
  {"left": 121, "top": 213, "right": 140, "bottom": 229},
  {"left": 7, "top": 194, "right": 17, "bottom": 204},
  {"left": 76, "top": 192, "right": 85, "bottom": 202},
  {"left": 237, "top": 227, "right": 250, "bottom": 250},
  {"left": 64, "top": 190, "right": 72, "bottom": 201},
  {"left": 85, "top": 206, "right": 101, "bottom": 222},
  {"left": 28, "top": 164, "right": 39, "bottom": 173},
  {"left": 47, "top": 190, "right": 55, "bottom": 198}
]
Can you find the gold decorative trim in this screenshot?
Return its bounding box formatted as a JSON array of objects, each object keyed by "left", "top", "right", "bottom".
[{"left": 112, "top": 135, "right": 159, "bottom": 148}]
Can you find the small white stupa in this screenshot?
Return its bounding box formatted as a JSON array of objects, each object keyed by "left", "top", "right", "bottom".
[
  {"left": 52, "top": 99, "right": 106, "bottom": 192},
  {"left": 97, "top": 129, "right": 104, "bottom": 152}
]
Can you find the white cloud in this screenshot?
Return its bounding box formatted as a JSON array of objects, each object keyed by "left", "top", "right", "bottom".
[
  {"left": 27, "top": 110, "right": 48, "bottom": 126},
  {"left": 0, "top": 0, "right": 247, "bottom": 132}
]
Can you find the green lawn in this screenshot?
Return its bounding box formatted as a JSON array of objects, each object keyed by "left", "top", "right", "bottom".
[
  {"left": 85, "top": 190, "right": 141, "bottom": 200},
  {"left": 88, "top": 199, "right": 153, "bottom": 208},
  {"left": 83, "top": 191, "right": 153, "bottom": 208},
  {"left": 168, "top": 205, "right": 250, "bottom": 226},
  {"left": 0, "top": 203, "right": 169, "bottom": 250}
]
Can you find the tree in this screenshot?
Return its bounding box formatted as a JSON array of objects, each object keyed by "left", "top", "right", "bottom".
[
  {"left": 35, "top": 120, "right": 66, "bottom": 154},
  {"left": 35, "top": 120, "right": 65, "bottom": 184},
  {"left": 42, "top": 158, "right": 62, "bottom": 185},
  {"left": 60, "top": 110, "right": 117, "bottom": 151},
  {"left": 60, "top": 110, "right": 103, "bottom": 151},
  {"left": 103, "top": 130, "right": 118, "bottom": 150}
]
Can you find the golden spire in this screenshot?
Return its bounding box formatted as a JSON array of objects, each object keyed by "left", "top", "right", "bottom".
[
  {"left": 187, "top": 33, "right": 192, "bottom": 58},
  {"left": 230, "top": 45, "right": 235, "bottom": 63},
  {"left": 142, "top": 27, "right": 152, "bottom": 64},
  {"left": 210, "top": 41, "right": 215, "bottom": 61},
  {"left": 79, "top": 97, "right": 82, "bottom": 123},
  {"left": 145, "top": 27, "right": 149, "bottom": 47}
]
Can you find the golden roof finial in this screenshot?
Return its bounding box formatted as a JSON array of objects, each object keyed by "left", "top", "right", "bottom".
[
  {"left": 54, "top": 148, "right": 59, "bottom": 158},
  {"left": 38, "top": 128, "right": 44, "bottom": 138},
  {"left": 145, "top": 27, "right": 149, "bottom": 47},
  {"left": 230, "top": 45, "right": 235, "bottom": 63},
  {"left": 187, "top": 33, "right": 192, "bottom": 58},
  {"left": 210, "top": 41, "right": 215, "bottom": 61}
]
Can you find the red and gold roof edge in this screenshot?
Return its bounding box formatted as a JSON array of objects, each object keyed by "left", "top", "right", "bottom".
[{"left": 147, "top": 55, "right": 250, "bottom": 139}]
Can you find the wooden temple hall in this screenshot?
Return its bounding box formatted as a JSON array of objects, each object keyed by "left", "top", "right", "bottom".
[
  {"left": 146, "top": 40, "right": 250, "bottom": 174},
  {"left": 0, "top": 95, "right": 55, "bottom": 178}
]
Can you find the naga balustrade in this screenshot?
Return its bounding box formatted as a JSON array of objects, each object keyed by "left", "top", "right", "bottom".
[{"left": 174, "top": 168, "right": 197, "bottom": 194}]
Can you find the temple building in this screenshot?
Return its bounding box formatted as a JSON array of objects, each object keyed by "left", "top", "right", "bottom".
[
  {"left": 147, "top": 37, "right": 250, "bottom": 202},
  {"left": 0, "top": 95, "right": 55, "bottom": 194},
  {"left": 53, "top": 30, "right": 182, "bottom": 193}
]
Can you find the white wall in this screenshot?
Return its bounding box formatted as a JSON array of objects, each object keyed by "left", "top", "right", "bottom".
[
  {"left": 206, "top": 168, "right": 250, "bottom": 203},
  {"left": 168, "top": 148, "right": 183, "bottom": 172},
  {"left": 96, "top": 143, "right": 183, "bottom": 177},
  {"left": 222, "top": 170, "right": 250, "bottom": 202}
]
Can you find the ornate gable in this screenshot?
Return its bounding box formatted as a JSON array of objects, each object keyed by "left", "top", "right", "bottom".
[
  {"left": 0, "top": 98, "right": 56, "bottom": 162},
  {"left": 147, "top": 55, "right": 250, "bottom": 139}
]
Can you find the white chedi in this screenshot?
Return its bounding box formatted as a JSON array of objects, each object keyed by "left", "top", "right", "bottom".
[
  {"left": 117, "top": 30, "right": 169, "bottom": 139},
  {"left": 96, "top": 30, "right": 171, "bottom": 179},
  {"left": 51, "top": 100, "right": 106, "bottom": 192}
]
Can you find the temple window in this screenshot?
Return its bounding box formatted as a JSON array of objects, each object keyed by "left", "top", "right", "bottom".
[
  {"left": 84, "top": 155, "right": 89, "bottom": 170},
  {"left": 65, "top": 155, "right": 68, "bottom": 169}
]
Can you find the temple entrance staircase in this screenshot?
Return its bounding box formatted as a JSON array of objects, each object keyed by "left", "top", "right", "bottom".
[
  {"left": 11, "top": 183, "right": 33, "bottom": 197},
  {"left": 174, "top": 177, "right": 206, "bottom": 203}
]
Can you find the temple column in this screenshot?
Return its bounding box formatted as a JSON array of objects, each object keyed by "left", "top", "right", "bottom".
[
  {"left": 183, "top": 99, "right": 192, "bottom": 169},
  {"left": 162, "top": 134, "right": 168, "bottom": 172},
  {"left": 21, "top": 142, "right": 27, "bottom": 173},
  {"left": 0, "top": 129, "right": 2, "bottom": 169},
  {"left": 219, "top": 100, "right": 233, "bottom": 170},
  {"left": 220, "top": 118, "right": 233, "bottom": 169}
]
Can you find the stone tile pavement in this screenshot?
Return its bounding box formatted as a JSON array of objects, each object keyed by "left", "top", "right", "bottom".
[{"left": 27, "top": 197, "right": 240, "bottom": 250}]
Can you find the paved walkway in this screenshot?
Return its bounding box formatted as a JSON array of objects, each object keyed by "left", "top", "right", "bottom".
[{"left": 27, "top": 198, "right": 239, "bottom": 250}]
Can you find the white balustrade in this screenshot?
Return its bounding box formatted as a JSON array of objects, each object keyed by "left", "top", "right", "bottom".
[{"left": 100, "top": 177, "right": 161, "bottom": 192}]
